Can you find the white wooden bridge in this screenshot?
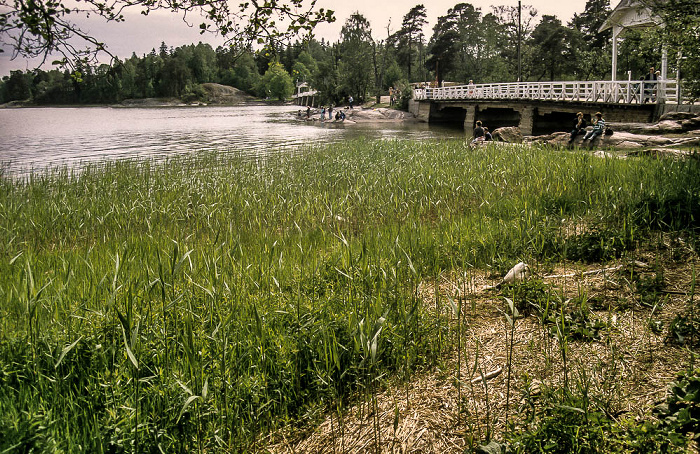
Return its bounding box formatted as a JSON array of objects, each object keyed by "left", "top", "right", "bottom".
[
  {"left": 409, "top": 78, "right": 699, "bottom": 134},
  {"left": 413, "top": 79, "right": 685, "bottom": 105}
]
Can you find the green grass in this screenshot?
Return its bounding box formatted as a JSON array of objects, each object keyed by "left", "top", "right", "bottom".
[{"left": 1, "top": 139, "right": 699, "bottom": 452}]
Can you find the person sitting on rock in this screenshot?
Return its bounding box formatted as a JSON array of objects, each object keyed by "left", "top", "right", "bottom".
[
  {"left": 484, "top": 127, "right": 492, "bottom": 141},
  {"left": 568, "top": 112, "right": 587, "bottom": 144},
  {"left": 471, "top": 120, "right": 486, "bottom": 145},
  {"left": 582, "top": 112, "right": 605, "bottom": 144}
]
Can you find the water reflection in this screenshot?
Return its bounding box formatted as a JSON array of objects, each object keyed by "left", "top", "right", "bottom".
[{"left": 0, "top": 104, "right": 465, "bottom": 176}]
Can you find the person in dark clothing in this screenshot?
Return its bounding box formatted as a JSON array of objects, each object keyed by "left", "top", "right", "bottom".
[
  {"left": 473, "top": 120, "right": 484, "bottom": 138},
  {"left": 484, "top": 127, "right": 492, "bottom": 141},
  {"left": 471, "top": 120, "right": 486, "bottom": 145},
  {"left": 643, "top": 67, "right": 657, "bottom": 103},
  {"left": 568, "top": 112, "right": 587, "bottom": 144}
]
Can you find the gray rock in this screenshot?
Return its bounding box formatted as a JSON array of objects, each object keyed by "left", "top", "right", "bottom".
[
  {"left": 492, "top": 126, "right": 523, "bottom": 143},
  {"left": 641, "top": 120, "right": 685, "bottom": 133},
  {"left": 615, "top": 140, "right": 645, "bottom": 149},
  {"left": 659, "top": 111, "right": 697, "bottom": 121},
  {"left": 681, "top": 117, "right": 700, "bottom": 130}
]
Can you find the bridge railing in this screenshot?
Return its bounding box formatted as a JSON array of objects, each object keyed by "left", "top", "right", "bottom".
[{"left": 413, "top": 80, "right": 684, "bottom": 105}]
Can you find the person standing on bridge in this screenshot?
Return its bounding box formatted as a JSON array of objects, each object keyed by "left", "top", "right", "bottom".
[
  {"left": 568, "top": 112, "right": 587, "bottom": 144},
  {"left": 643, "top": 67, "right": 657, "bottom": 103},
  {"left": 582, "top": 112, "right": 605, "bottom": 144}
]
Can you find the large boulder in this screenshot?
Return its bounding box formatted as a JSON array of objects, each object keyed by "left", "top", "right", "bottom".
[
  {"left": 681, "top": 117, "right": 700, "bottom": 130},
  {"left": 640, "top": 120, "right": 685, "bottom": 133},
  {"left": 492, "top": 126, "right": 523, "bottom": 143},
  {"left": 659, "top": 111, "right": 697, "bottom": 121}
]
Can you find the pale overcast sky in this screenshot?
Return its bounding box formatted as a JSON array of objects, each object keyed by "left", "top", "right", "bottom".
[{"left": 0, "top": 0, "right": 592, "bottom": 75}]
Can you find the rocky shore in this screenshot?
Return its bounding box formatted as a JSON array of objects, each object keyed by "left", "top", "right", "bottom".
[{"left": 493, "top": 111, "right": 700, "bottom": 156}]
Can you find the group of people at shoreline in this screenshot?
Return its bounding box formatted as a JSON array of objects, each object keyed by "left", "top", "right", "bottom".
[
  {"left": 470, "top": 110, "right": 608, "bottom": 147},
  {"left": 299, "top": 104, "right": 347, "bottom": 122}
]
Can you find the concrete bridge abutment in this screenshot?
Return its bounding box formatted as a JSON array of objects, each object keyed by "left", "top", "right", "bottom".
[{"left": 411, "top": 99, "right": 656, "bottom": 136}]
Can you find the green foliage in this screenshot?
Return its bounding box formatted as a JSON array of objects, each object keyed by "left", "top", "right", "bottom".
[
  {"left": 1, "top": 0, "right": 334, "bottom": 70},
  {"left": 501, "top": 281, "right": 606, "bottom": 342},
  {"left": 564, "top": 227, "right": 636, "bottom": 263},
  {"left": 506, "top": 385, "right": 612, "bottom": 453},
  {"left": 498, "top": 367, "right": 699, "bottom": 453},
  {"left": 260, "top": 61, "right": 294, "bottom": 100},
  {"left": 339, "top": 13, "right": 375, "bottom": 103},
  {"left": 668, "top": 310, "right": 700, "bottom": 348},
  {"left": 653, "top": 367, "right": 700, "bottom": 447},
  {"left": 501, "top": 279, "right": 552, "bottom": 316}
]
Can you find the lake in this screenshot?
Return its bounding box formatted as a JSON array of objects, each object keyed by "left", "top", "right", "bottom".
[{"left": 0, "top": 104, "right": 465, "bottom": 176}]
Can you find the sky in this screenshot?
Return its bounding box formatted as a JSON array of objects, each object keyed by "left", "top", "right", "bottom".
[{"left": 0, "top": 0, "right": 591, "bottom": 76}]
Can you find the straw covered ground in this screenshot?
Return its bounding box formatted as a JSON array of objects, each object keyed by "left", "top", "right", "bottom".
[{"left": 269, "top": 239, "right": 699, "bottom": 453}]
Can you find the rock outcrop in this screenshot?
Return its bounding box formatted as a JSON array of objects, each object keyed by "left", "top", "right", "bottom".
[
  {"left": 201, "top": 83, "right": 254, "bottom": 105},
  {"left": 491, "top": 112, "right": 700, "bottom": 151}
]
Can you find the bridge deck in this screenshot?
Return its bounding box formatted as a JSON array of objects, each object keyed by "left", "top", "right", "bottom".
[{"left": 414, "top": 80, "right": 686, "bottom": 105}]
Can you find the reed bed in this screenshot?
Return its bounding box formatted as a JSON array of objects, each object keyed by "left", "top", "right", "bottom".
[{"left": 0, "top": 139, "right": 699, "bottom": 452}]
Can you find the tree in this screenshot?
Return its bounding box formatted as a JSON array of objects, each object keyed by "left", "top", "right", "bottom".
[
  {"left": 568, "top": 0, "right": 612, "bottom": 79},
  {"left": 338, "top": 13, "right": 374, "bottom": 103},
  {"left": 0, "top": 0, "right": 335, "bottom": 68},
  {"left": 425, "top": 3, "right": 489, "bottom": 84},
  {"left": 312, "top": 45, "right": 341, "bottom": 105},
  {"left": 260, "top": 61, "right": 294, "bottom": 100},
  {"left": 530, "top": 15, "right": 571, "bottom": 81},
  {"left": 491, "top": 3, "right": 538, "bottom": 81},
  {"left": 391, "top": 5, "right": 427, "bottom": 82},
  {"left": 0, "top": 70, "right": 32, "bottom": 102},
  {"left": 641, "top": 0, "right": 700, "bottom": 98}
]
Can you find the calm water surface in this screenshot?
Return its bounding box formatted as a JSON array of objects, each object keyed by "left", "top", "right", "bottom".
[{"left": 0, "top": 104, "right": 465, "bottom": 176}]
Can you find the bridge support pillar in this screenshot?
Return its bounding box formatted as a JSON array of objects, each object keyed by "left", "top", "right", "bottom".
[
  {"left": 518, "top": 106, "right": 535, "bottom": 135},
  {"left": 463, "top": 105, "right": 477, "bottom": 131}
]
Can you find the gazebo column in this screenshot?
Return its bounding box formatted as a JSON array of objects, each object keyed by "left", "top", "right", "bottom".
[
  {"left": 612, "top": 26, "right": 621, "bottom": 81},
  {"left": 659, "top": 46, "right": 669, "bottom": 102},
  {"left": 661, "top": 46, "right": 668, "bottom": 79}
]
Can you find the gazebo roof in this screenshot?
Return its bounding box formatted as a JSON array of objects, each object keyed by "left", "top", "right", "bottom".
[{"left": 599, "top": 0, "right": 662, "bottom": 33}]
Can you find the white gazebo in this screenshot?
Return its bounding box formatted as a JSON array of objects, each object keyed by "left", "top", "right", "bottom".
[{"left": 599, "top": 0, "right": 668, "bottom": 81}]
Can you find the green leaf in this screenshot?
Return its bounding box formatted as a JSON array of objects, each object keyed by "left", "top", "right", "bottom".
[
  {"left": 121, "top": 324, "right": 139, "bottom": 370},
  {"left": 54, "top": 336, "right": 83, "bottom": 369},
  {"left": 177, "top": 395, "right": 200, "bottom": 423}
]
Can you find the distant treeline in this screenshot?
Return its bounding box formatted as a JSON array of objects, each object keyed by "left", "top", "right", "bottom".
[{"left": 1, "top": 0, "right": 696, "bottom": 106}]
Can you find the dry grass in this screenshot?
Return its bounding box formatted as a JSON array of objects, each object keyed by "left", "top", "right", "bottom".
[{"left": 268, "top": 244, "right": 698, "bottom": 454}]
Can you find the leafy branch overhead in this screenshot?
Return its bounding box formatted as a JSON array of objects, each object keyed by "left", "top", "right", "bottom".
[{"left": 0, "top": 0, "right": 335, "bottom": 65}]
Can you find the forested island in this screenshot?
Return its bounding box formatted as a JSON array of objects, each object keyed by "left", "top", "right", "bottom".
[{"left": 2, "top": 1, "right": 698, "bottom": 107}]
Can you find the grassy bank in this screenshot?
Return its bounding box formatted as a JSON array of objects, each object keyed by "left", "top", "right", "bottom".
[{"left": 1, "top": 140, "right": 699, "bottom": 452}]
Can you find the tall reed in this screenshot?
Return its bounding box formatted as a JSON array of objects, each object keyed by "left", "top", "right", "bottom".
[{"left": 1, "top": 140, "right": 699, "bottom": 451}]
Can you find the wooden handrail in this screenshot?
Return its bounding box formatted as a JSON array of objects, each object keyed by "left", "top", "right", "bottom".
[{"left": 413, "top": 80, "right": 688, "bottom": 105}]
